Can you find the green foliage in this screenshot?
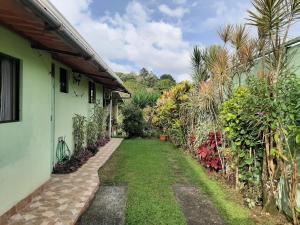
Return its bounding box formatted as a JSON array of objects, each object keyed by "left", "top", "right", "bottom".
[
  {"left": 94, "top": 102, "right": 108, "bottom": 139},
  {"left": 221, "top": 86, "right": 263, "bottom": 192},
  {"left": 72, "top": 114, "right": 86, "bottom": 152},
  {"left": 99, "top": 139, "right": 256, "bottom": 225},
  {"left": 276, "top": 73, "right": 300, "bottom": 148},
  {"left": 86, "top": 114, "right": 98, "bottom": 147},
  {"left": 124, "top": 79, "right": 146, "bottom": 93},
  {"left": 122, "top": 102, "right": 146, "bottom": 137},
  {"left": 155, "top": 79, "right": 176, "bottom": 93},
  {"left": 154, "top": 81, "right": 192, "bottom": 146},
  {"left": 132, "top": 91, "right": 161, "bottom": 108},
  {"left": 160, "top": 74, "right": 176, "bottom": 83},
  {"left": 117, "top": 69, "right": 176, "bottom": 95},
  {"left": 191, "top": 46, "right": 209, "bottom": 84}
]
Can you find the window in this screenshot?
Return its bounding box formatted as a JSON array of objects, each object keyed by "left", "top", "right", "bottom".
[
  {"left": 88, "top": 81, "right": 96, "bottom": 103},
  {"left": 0, "top": 53, "right": 20, "bottom": 123},
  {"left": 60, "top": 68, "right": 68, "bottom": 93}
]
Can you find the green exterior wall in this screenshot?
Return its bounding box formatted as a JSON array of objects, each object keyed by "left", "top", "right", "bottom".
[
  {"left": 0, "top": 26, "right": 52, "bottom": 215},
  {"left": 52, "top": 61, "right": 104, "bottom": 165},
  {"left": 0, "top": 26, "right": 105, "bottom": 215}
]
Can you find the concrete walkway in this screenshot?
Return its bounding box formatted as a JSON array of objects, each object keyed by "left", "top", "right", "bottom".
[
  {"left": 5, "top": 138, "right": 123, "bottom": 225},
  {"left": 77, "top": 186, "right": 128, "bottom": 225}
]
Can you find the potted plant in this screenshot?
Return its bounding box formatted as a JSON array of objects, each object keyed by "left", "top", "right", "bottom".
[
  {"left": 160, "top": 133, "right": 168, "bottom": 141},
  {"left": 159, "top": 124, "right": 168, "bottom": 141}
]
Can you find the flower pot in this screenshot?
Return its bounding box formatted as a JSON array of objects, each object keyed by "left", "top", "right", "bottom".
[{"left": 160, "top": 134, "right": 168, "bottom": 141}]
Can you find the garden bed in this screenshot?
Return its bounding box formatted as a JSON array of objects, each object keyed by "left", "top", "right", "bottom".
[{"left": 53, "top": 137, "right": 110, "bottom": 174}]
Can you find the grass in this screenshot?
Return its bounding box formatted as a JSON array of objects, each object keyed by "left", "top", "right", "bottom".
[{"left": 99, "top": 139, "right": 261, "bottom": 225}]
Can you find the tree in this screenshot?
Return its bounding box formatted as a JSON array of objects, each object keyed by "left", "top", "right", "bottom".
[
  {"left": 160, "top": 74, "right": 176, "bottom": 83},
  {"left": 122, "top": 102, "right": 145, "bottom": 137},
  {"left": 139, "top": 68, "right": 150, "bottom": 78},
  {"left": 155, "top": 79, "right": 175, "bottom": 93}
]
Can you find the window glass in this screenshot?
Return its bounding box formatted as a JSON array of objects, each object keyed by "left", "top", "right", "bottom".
[
  {"left": 0, "top": 54, "right": 20, "bottom": 123},
  {"left": 60, "top": 68, "right": 68, "bottom": 93},
  {"left": 89, "top": 81, "right": 96, "bottom": 103}
]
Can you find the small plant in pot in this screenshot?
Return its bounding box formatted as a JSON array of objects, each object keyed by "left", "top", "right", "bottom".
[
  {"left": 159, "top": 126, "right": 168, "bottom": 141},
  {"left": 160, "top": 133, "right": 168, "bottom": 141}
]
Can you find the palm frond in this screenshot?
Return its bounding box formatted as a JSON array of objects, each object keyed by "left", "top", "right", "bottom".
[
  {"left": 218, "top": 24, "right": 233, "bottom": 44},
  {"left": 191, "top": 46, "right": 209, "bottom": 84},
  {"left": 247, "top": 0, "right": 287, "bottom": 36},
  {"left": 230, "top": 25, "right": 249, "bottom": 50}
]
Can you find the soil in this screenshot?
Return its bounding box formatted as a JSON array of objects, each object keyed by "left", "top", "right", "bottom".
[
  {"left": 173, "top": 185, "right": 225, "bottom": 225},
  {"left": 53, "top": 137, "right": 111, "bottom": 174},
  {"left": 205, "top": 170, "right": 290, "bottom": 225},
  {"left": 77, "top": 186, "right": 128, "bottom": 225}
]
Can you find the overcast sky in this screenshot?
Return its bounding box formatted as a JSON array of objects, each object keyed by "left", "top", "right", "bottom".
[{"left": 49, "top": 0, "right": 299, "bottom": 81}]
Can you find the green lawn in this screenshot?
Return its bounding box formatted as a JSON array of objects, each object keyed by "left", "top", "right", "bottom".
[{"left": 99, "top": 139, "right": 257, "bottom": 225}]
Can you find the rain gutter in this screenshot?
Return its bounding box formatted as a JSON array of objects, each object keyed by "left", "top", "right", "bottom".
[{"left": 20, "top": 0, "right": 129, "bottom": 94}]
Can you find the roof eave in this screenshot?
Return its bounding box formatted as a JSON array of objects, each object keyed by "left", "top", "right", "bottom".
[{"left": 20, "top": 0, "right": 129, "bottom": 94}]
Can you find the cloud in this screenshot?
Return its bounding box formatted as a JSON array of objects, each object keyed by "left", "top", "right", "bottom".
[
  {"left": 49, "top": 0, "right": 193, "bottom": 82},
  {"left": 158, "top": 4, "right": 190, "bottom": 18},
  {"left": 173, "top": 0, "right": 187, "bottom": 5},
  {"left": 202, "top": 1, "right": 251, "bottom": 30}
]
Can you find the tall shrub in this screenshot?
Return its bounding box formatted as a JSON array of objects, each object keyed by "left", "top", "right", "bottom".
[
  {"left": 153, "top": 81, "right": 192, "bottom": 146},
  {"left": 86, "top": 114, "right": 98, "bottom": 147},
  {"left": 122, "top": 102, "right": 145, "bottom": 137},
  {"left": 94, "top": 102, "right": 108, "bottom": 139},
  {"left": 73, "top": 114, "right": 86, "bottom": 152}
]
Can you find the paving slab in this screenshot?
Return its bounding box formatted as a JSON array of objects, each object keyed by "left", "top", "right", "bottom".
[
  {"left": 4, "top": 138, "right": 123, "bottom": 225},
  {"left": 77, "top": 186, "right": 128, "bottom": 225},
  {"left": 173, "top": 185, "right": 225, "bottom": 225}
]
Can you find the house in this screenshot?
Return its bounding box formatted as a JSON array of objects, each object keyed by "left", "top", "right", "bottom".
[{"left": 0, "top": 0, "right": 129, "bottom": 217}]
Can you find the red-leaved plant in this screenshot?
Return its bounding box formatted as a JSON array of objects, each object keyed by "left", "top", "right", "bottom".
[{"left": 197, "top": 132, "right": 223, "bottom": 171}]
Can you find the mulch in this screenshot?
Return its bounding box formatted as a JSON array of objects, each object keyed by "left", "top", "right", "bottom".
[{"left": 53, "top": 137, "right": 111, "bottom": 174}]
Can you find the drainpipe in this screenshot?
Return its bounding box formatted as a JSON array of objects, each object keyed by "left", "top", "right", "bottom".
[{"left": 108, "top": 92, "right": 112, "bottom": 138}]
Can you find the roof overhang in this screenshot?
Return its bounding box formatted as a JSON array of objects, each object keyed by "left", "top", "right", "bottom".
[{"left": 0, "top": 0, "right": 130, "bottom": 94}]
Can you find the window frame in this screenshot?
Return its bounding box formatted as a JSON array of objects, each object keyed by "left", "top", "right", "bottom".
[
  {"left": 59, "top": 67, "right": 68, "bottom": 93},
  {"left": 0, "top": 52, "right": 20, "bottom": 124},
  {"left": 88, "top": 81, "right": 96, "bottom": 104}
]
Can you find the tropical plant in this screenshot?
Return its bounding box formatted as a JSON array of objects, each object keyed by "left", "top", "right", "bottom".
[
  {"left": 94, "top": 102, "right": 108, "bottom": 139},
  {"left": 72, "top": 114, "right": 86, "bottom": 152},
  {"left": 197, "top": 132, "right": 223, "bottom": 171},
  {"left": 153, "top": 81, "right": 192, "bottom": 146},
  {"left": 132, "top": 91, "right": 161, "bottom": 108},
  {"left": 221, "top": 86, "right": 264, "bottom": 205},
  {"left": 86, "top": 114, "right": 98, "bottom": 148},
  {"left": 247, "top": 1, "right": 300, "bottom": 221},
  {"left": 191, "top": 46, "right": 209, "bottom": 85},
  {"left": 122, "top": 102, "right": 146, "bottom": 137}
]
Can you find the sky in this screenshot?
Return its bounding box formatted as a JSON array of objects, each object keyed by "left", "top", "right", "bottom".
[{"left": 49, "top": 0, "right": 299, "bottom": 82}]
